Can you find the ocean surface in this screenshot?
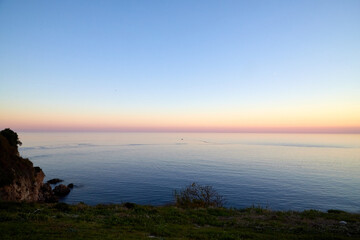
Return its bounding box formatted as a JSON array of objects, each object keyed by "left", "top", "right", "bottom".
[{"left": 19, "top": 132, "right": 360, "bottom": 212}]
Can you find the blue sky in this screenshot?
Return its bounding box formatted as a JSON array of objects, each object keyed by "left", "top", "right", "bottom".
[{"left": 0, "top": 0, "right": 359, "bottom": 131}]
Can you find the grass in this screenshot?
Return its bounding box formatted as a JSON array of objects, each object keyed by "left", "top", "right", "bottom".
[{"left": 0, "top": 201, "right": 359, "bottom": 239}]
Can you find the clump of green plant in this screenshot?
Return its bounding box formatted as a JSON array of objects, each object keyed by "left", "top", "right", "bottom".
[
  {"left": 53, "top": 202, "right": 70, "bottom": 212},
  {"left": 174, "top": 182, "right": 224, "bottom": 208}
]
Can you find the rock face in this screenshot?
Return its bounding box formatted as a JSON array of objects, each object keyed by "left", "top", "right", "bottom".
[
  {"left": 0, "top": 129, "right": 55, "bottom": 202},
  {"left": 53, "top": 184, "right": 71, "bottom": 197},
  {"left": 0, "top": 164, "right": 45, "bottom": 201},
  {"left": 47, "top": 178, "right": 64, "bottom": 184},
  {"left": 39, "top": 183, "right": 58, "bottom": 203}
]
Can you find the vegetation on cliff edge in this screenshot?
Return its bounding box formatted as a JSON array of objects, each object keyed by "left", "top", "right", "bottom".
[{"left": 0, "top": 201, "right": 359, "bottom": 240}]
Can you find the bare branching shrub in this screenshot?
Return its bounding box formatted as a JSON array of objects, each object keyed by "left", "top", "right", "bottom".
[{"left": 174, "top": 182, "right": 224, "bottom": 208}]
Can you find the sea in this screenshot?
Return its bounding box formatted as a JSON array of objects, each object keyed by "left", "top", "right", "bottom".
[{"left": 18, "top": 132, "right": 360, "bottom": 212}]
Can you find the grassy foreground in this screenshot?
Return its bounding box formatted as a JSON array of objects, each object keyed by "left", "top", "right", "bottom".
[{"left": 0, "top": 201, "right": 359, "bottom": 240}]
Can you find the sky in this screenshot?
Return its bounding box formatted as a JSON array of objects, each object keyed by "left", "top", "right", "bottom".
[{"left": 0, "top": 0, "right": 359, "bottom": 133}]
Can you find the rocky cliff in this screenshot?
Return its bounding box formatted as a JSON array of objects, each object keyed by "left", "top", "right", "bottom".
[{"left": 0, "top": 129, "right": 52, "bottom": 202}]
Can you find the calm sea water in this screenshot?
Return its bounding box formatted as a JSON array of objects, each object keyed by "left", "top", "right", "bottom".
[{"left": 19, "top": 132, "right": 360, "bottom": 212}]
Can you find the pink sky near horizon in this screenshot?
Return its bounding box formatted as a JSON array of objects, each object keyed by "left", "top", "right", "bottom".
[
  {"left": 1, "top": 105, "right": 360, "bottom": 133},
  {"left": 2, "top": 121, "right": 360, "bottom": 134},
  {"left": 13, "top": 128, "right": 360, "bottom": 134}
]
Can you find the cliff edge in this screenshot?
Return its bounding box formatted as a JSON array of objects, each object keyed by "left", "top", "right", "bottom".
[{"left": 0, "top": 128, "right": 51, "bottom": 202}]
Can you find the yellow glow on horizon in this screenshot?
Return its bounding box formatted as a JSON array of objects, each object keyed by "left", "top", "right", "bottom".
[{"left": 1, "top": 102, "right": 360, "bottom": 132}]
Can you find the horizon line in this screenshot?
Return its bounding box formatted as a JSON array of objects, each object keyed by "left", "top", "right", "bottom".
[{"left": 9, "top": 126, "right": 360, "bottom": 134}]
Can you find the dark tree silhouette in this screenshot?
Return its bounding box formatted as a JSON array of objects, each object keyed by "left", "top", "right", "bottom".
[{"left": 0, "top": 128, "right": 22, "bottom": 148}]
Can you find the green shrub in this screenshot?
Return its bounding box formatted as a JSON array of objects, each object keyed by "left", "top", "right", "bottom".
[
  {"left": 327, "top": 209, "right": 345, "bottom": 214},
  {"left": 53, "top": 202, "right": 70, "bottom": 212},
  {"left": 123, "top": 202, "right": 136, "bottom": 209}
]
